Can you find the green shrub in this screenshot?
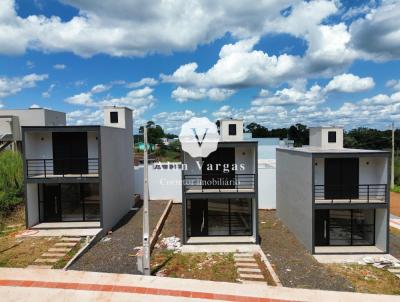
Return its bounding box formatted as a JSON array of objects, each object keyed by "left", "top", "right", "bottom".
[{"left": 0, "top": 151, "right": 23, "bottom": 213}]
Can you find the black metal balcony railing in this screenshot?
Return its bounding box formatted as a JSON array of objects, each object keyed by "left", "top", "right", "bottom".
[
  {"left": 26, "top": 158, "right": 99, "bottom": 179},
  {"left": 314, "top": 184, "right": 387, "bottom": 204},
  {"left": 183, "top": 174, "right": 255, "bottom": 193}
]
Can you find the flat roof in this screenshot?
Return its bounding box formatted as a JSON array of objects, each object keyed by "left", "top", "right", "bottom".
[
  {"left": 277, "top": 146, "right": 389, "bottom": 155},
  {"left": 0, "top": 108, "right": 65, "bottom": 114}
]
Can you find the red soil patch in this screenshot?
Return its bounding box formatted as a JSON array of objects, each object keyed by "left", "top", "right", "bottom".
[{"left": 391, "top": 192, "right": 400, "bottom": 217}]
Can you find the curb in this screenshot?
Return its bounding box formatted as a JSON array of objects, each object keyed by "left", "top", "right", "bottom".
[
  {"left": 150, "top": 200, "right": 173, "bottom": 252},
  {"left": 256, "top": 246, "right": 282, "bottom": 287}
]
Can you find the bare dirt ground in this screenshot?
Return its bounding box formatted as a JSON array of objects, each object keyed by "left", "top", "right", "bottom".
[
  {"left": 391, "top": 192, "right": 400, "bottom": 217},
  {"left": 70, "top": 200, "right": 169, "bottom": 274},
  {"left": 258, "top": 210, "right": 354, "bottom": 291}
]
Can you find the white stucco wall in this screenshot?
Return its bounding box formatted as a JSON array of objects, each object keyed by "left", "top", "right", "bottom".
[
  {"left": 375, "top": 208, "right": 387, "bottom": 251},
  {"left": 309, "top": 127, "right": 343, "bottom": 149},
  {"left": 26, "top": 184, "right": 39, "bottom": 227},
  {"left": 100, "top": 126, "right": 134, "bottom": 232},
  {"left": 258, "top": 162, "right": 276, "bottom": 209}
]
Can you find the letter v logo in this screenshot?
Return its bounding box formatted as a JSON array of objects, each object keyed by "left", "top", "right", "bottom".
[{"left": 191, "top": 128, "right": 208, "bottom": 147}]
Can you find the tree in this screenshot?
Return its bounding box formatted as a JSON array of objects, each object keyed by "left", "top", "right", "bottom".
[
  {"left": 139, "top": 121, "right": 165, "bottom": 144},
  {"left": 245, "top": 122, "right": 269, "bottom": 137},
  {"left": 288, "top": 124, "right": 309, "bottom": 146}
]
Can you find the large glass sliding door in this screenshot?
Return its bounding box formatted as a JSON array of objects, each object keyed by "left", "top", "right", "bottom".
[
  {"left": 187, "top": 198, "right": 252, "bottom": 237},
  {"left": 39, "top": 183, "right": 100, "bottom": 222},
  {"left": 315, "top": 209, "right": 375, "bottom": 246}
]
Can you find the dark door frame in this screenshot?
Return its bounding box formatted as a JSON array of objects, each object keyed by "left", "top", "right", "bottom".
[
  {"left": 187, "top": 198, "right": 253, "bottom": 237},
  {"left": 314, "top": 209, "right": 376, "bottom": 246}
]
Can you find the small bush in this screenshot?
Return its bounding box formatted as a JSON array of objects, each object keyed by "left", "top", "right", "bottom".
[{"left": 0, "top": 151, "right": 23, "bottom": 213}]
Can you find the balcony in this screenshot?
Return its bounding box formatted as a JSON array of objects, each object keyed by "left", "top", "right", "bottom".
[
  {"left": 26, "top": 158, "right": 99, "bottom": 179},
  {"left": 183, "top": 174, "right": 255, "bottom": 193},
  {"left": 314, "top": 184, "right": 387, "bottom": 204}
]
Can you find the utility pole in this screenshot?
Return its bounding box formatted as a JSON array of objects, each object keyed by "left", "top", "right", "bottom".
[
  {"left": 142, "top": 126, "right": 151, "bottom": 275},
  {"left": 392, "top": 121, "right": 395, "bottom": 188}
]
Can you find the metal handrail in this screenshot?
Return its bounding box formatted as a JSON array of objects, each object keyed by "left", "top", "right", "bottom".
[
  {"left": 183, "top": 173, "right": 255, "bottom": 193},
  {"left": 314, "top": 184, "right": 387, "bottom": 204},
  {"left": 26, "top": 158, "right": 99, "bottom": 179}
]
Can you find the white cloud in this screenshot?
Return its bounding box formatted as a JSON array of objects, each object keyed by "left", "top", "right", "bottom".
[
  {"left": 386, "top": 79, "right": 400, "bottom": 91},
  {"left": 0, "top": 73, "right": 48, "bottom": 98},
  {"left": 126, "top": 77, "right": 158, "bottom": 88},
  {"left": 67, "top": 109, "right": 103, "bottom": 125},
  {"left": 350, "top": 1, "right": 400, "bottom": 60},
  {"left": 91, "top": 84, "right": 111, "bottom": 94},
  {"left": 324, "top": 73, "right": 375, "bottom": 93},
  {"left": 0, "top": 0, "right": 295, "bottom": 57},
  {"left": 65, "top": 92, "right": 95, "bottom": 106},
  {"left": 26, "top": 60, "right": 35, "bottom": 69},
  {"left": 30, "top": 104, "right": 41, "bottom": 109},
  {"left": 152, "top": 110, "right": 196, "bottom": 132},
  {"left": 53, "top": 64, "right": 66, "bottom": 70},
  {"left": 42, "top": 83, "right": 55, "bottom": 98},
  {"left": 64, "top": 86, "right": 156, "bottom": 120},
  {"left": 171, "top": 87, "right": 235, "bottom": 102}
]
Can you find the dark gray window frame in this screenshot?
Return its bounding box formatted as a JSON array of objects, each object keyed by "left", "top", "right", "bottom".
[{"left": 110, "top": 111, "right": 119, "bottom": 123}]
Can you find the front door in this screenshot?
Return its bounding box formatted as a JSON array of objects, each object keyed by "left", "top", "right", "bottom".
[
  {"left": 190, "top": 199, "right": 208, "bottom": 236},
  {"left": 315, "top": 210, "right": 329, "bottom": 246},
  {"left": 202, "top": 147, "right": 235, "bottom": 189},
  {"left": 325, "top": 158, "right": 359, "bottom": 199},
  {"left": 52, "top": 132, "right": 88, "bottom": 174},
  {"left": 43, "top": 185, "right": 61, "bottom": 222}
]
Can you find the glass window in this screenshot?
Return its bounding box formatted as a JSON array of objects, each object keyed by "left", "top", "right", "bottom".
[
  {"left": 60, "top": 184, "right": 83, "bottom": 221},
  {"left": 228, "top": 124, "right": 236, "bottom": 135},
  {"left": 110, "top": 111, "right": 118, "bottom": 123},
  {"left": 230, "top": 198, "right": 252, "bottom": 235},
  {"left": 207, "top": 199, "right": 230, "bottom": 235},
  {"left": 82, "top": 184, "right": 100, "bottom": 221},
  {"left": 329, "top": 210, "right": 351, "bottom": 245},
  {"left": 328, "top": 131, "right": 336, "bottom": 143},
  {"left": 352, "top": 209, "right": 374, "bottom": 245}
]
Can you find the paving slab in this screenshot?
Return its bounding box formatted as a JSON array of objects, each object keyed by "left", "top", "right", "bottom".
[
  {"left": 42, "top": 253, "right": 67, "bottom": 257},
  {"left": 234, "top": 257, "right": 255, "bottom": 262},
  {"left": 238, "top": 273, "right": 265, "bottom": 280},
  {"left": 61, "top": 237, "right": 81, "bottom": 242},
  {"left": 237, "top": 267, "right": 261, "bottom": 273},
  {"left": 55, "top": 242, "right": 77, "bottom": 247},
  {"left": 26, "top": 265, "right": 53, "bottom": 269},
  {"left": 48, "top": 247, "right": 71, "bottom": 253},
  {"left": 34, "top": 258, "right": 59, "bottom": 263},
  {"left": 235, "top": 262, "right": 258, "bottom": 267}
]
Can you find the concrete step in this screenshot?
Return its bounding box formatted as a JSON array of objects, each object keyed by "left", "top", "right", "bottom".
[
  {"left": 388, "top": 268, "right": 400, "bottom": 273},
  {"left": 42, "top": 252, "right": 67, "bottom": 258},
  {"left": 234, "top": 253, "right": 253, "bottom": 257},
  {"left": 234, "top": 257, "right": 254, "bottom": 262},
  {"left": 235, "top": 262, "right": 258, "bottom": 267},
  {"left": 238, "top": 273, "right": 264, "bottom": 280},
  {"left": 27, "top": 265, "right": 53, "bottom": 269},
  {"left": 34, "top": 258, "right": 59, "bottom": 263},
  {"left": 239, "top": 279, "right": 266, "bottom": 284},
  {"left": 61, "top": 237, "right": 81, "bottom": 242},
  {"left": 54, "top": 242, "right": 77, "bottom": 247},
  {"left": 237, "top": 267, "right": 261, "bottom": 273},
  {"left": 48, "top": 247, "right": 72, "bottom": 253}
]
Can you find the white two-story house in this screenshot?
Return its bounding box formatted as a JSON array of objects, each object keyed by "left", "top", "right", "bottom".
[
  {"left": 22, "top": 107, "right": 135, "bottom": 233},
  {"left": 277, "top": 126, "right": 390, "bottom": 254}
]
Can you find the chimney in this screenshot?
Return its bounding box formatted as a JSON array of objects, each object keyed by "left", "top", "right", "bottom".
[
  {"left": 103, "top": 106, "right": 133, "bottom": 134},
  {"left": 309, "top": 126, "right": 343, "bottom": 149}
]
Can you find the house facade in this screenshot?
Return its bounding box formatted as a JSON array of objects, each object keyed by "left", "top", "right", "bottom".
[
  {"left": 277, "top": 127, "right": 390, "bottom": 254},
  {"left": 181, "top": 119, "right": 258, "bottom": 244},
  {"left": 22, "top": 107, "right": 134, "bottom": 232}
]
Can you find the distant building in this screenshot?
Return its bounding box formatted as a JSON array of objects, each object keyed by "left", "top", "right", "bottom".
[{"left": 0, "top": 108, "right": 66, "bottom": 152}]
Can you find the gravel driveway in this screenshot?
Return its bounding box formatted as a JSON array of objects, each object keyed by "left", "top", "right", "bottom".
[
  {"left": 70, "top": 200, "right": 169, "bottom": 274},
  {"left": 259, "top": 210, "right": 354, "bottom": 291}
]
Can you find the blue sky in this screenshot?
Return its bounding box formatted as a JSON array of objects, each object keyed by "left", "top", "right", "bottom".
[{"left": 0, "top": 0, "right": 399, "bottom": 133}]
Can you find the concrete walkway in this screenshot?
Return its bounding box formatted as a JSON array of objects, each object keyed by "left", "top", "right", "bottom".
[
  {"left": 390, "top": 214, "right": 400, "bottom": 230},
  {"left": 0, "top": 268, "right": 398, "bottom": 302}
]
